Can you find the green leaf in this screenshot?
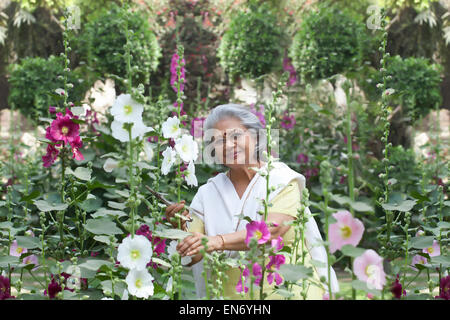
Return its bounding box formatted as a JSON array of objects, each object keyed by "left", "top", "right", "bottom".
[
  {"left": 350, "top": 201, "right": 373, "bottom": 213},
  {"left": 91, "top": 208, "right": 127, "bottom": 218},
  {"left": 84, "top": 218, "right": 122, "bottom": 235},
  {"left": 409, "top": 236, "right": 435, "bottom": 249},
  {"left": 16, "top": 236, "right": 42, "bottom": 249},
  {"left": 351, "top": 280, "right": 381, "bottom": 296},
  {"left": 430, "top": 255, "right": 450, "bottom": 267},
  {"left": 78, "top": 259, "right": 113, "bottom": 271},
  {"left": 93, "top": 235, "right": 113, "bottom": 244},
  {"left": 152, "top": 228, "right": 192, "bottom": 240},
  {"left": 340, "top": 245, "right": 365, "bottom": 257},
  {"left": 381, "top": 199, "right": 417, "bottom": 212},
  {"left": 0, "top": 255, "right": 20, "bottom": 267},
  {"left": 77, "top": 196, "right": 103, "bottom": 213},
  {"left": 107, "top": 201, "right": 126, "bottom": 210},
  {"left": 20, "top": 190, "right": 41, "bottom": 203},
  {"left": 34, "top": 200, "right": 68, "bottom": 212},
  {"left": 409, "top": 190, "right": 430, "bottom": 204},
  {"left": 278, "top": 264, "right": 313, "bottom": 282},
  {"left": 71, "top": 167, "right": 92, "bottom": 181}
]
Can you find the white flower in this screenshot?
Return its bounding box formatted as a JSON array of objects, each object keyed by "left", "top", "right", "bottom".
[
  {"left": 117, "top": 235, "right": 153, "bottom": 271},
  {"left": 111, "top": 119, "right": 153, "bottom": 142},
  {"left": 125, "top": 269, "right": 154, "bottom": 299},
  {"left": 167, "top": 241, "right": 192, "bottom": 265},
  {"left": 55, "top": 88, "right": 65, "bottom": 96},
  {"left": 334, "top": 86, "right": 347, "bottom": 108},
  {"left": 174, "top": 134, "right": 199, "bottom": 163},
  {"left": 103, "top": 158, "right": 119, "bottom": 173},
  {"left": 184, "top": 161, "right": 198, "bottom": 187},
  {"left": 110, "top": 93, "right": 144, "bottom": 123},
  {"left": 162, "top": 116, "right": 181, "bottom": 139},
  {"left": 161, "top": 147, "right": 177, "bottom": 175}
]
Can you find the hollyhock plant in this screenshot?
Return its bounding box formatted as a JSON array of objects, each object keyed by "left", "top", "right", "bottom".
[
  {"left": 411, "top": 254, "right": 428, "bottom": 270},
  {"left": 49, "top": 112, "right": 80, "bottom": 145},
  {"left": 44, "top": 275, "right": 62, "bottom": 299},
  {"left": 162, "top": 116, "right": 182, "bottom": 139},
  {"left": 161, "top": 147, "right": 177, "bottom": 176},
  {"left": 103, "top": 158, "right": 119, "bottom": 173},
  {"left": 296, "top": 153, "right": 309, "bottom": 164},
  {"left": 42, "top": 144, "right": 60, "bottom": 168},
  {"left": 280, "top": 111, "right": 296, "bottom": 130},
  {"left": 353, "top": 249, "right": 386, "bottom": 290},
  {"left": 282, "top": 51, "right": 298, "bottom": 86},
  {"left": 167, "top": 241, "right": 192, "bottom": 266},
  {"left": 328, "top": 210, "right": 365, "bottom": 253},
  {"left": 236, "top": 263, "right": 263, "bottom": 293},
  {"left": 125, "top": 269, "right": 154, "bottom": 299},
  {"left": 184, "top": 161, "right": 198, "bottom": 187},
  {"left": 271, "top": 236, "right": 284, "bottom": 252},
  {"left": 422, "top": 240, "right": 440, "bottom": 257},
  {"left": 391, "top": 274, "right": 406, "bottom": 299},
  {"left": 435, "top": 275, "right": 450, "bottom": 300},
  {"left": 9, "top": 240, "right": 27, "bottom": 257},
  {"left": 136, "top": 224, "right": 166, "bottom": 258},
  {"left": 117, "top": 235, "right": 153, "bottom": 271},
  {"left": 111, "top": 119, "right": 153, "bottom": 142},
  {"left": 245, "top": 220, "right": 271, "bottom": 246},
  {"left": 0, "top": 275, "right": 14, "bottom": 300},
  {"left": 170, "top": 51, "right": 186, "bottom": 93},
  {"left": 23, "top": 255, "right": 39, "bottom": 270}
]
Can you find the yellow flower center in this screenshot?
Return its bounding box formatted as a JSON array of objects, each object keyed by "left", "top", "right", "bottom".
[
  {"left": 61, "top": 126, "right": 69, "bottom": 135},
  {"left": 182, "top": 144, "right": 188, "bottom": 153},
  {"left": 16, "top": 247, "right": 24, "bottom": 254},
  {"left": 131, "top": 249, "right": 140, "bottom": 260},
  {"left": 124, "top": 105, "right": 133, "bottom": 115},
  {"left": 365, "top": 264, "right": 377, "bottom": 277},
  {"left": 340, "top": 225, "right": 352, "bottom": 239},
  {"left": 135, "top": 279, "right": 142, "bottom": 289},
  {"left": 427, "top": 247, "right": 434, "bottom": 254},
  {"left": 255, "top": 230, "right": 262, "bottom": 240}
]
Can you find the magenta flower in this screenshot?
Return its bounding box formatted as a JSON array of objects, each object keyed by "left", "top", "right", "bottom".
[
  {"left": 9, "top": 240, "right": 28, "bottom": 257},
  {"left": 136, "top": 224, "right": 167, "bottom": 268},
  {"left": 235, "top": 262, "right": 263, "bottom": 293},
  {"left": 245, "top": 220, "right": 271, "bottom": 247},
  {"left": 0, "top": 275, "right": 14, "bottom": 300},
  {"left": 328, "top": 210, "right": 365, "bottom": 253},
  {"left": 282, "top": 50, "right": 298, "bottom": 87},
  {"left": 49, "top": 113, "right": 80, "bottom": 145},
  {"left": 390, "top": 274, "right": 406, "bottom": 299},
  {"left": 435, "top": 275, "right": 450, "bottom": 300},
  {"left": 353, "top": 249, "right": 386, "bottom": 290},
  {"left": 170, "top": 51, "right": 186, "bottom": 93},
  {"left": 266, "top": 254, "right": 285, "bottom": 285},
  {"left": 422, "top": 240, "right": 440, "bottom": 257},
  {"left": 42, "top": 143, "right": 60, "bottom": 168},
  {"left": 44, "top": 275, "right": 62, "bottom": 299},
  {"left": 49, "top": 106, "right": 57, "bottom": 114},
  {"left": 296, "top": 153, "right": 308, "bottom": 164},
  {"left": 280, "top": 111, "right": 296, "bottom": 130},
  {"left": 70, "top": 135, "right": 84, "bottom": 161}
]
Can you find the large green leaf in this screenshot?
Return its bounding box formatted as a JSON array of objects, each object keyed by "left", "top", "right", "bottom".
[
  {"left": 409, "top": 236, "right": 435, "bottom": 249},
  {"left": 78, "top": 196, "right": 103, "bottom": 213},
  {"left": 340, "top": 245, "right": 365, "bottom": 257},
  {"left": 34, "top": 200, "right": 68, "bottom": 212},
  {"left": 16, "top": 236, "right": 42, "bottom": 249},
  {"left": 84, "top": 218, "right": 122, "bottom": 235},
  {"left": 65, "top": 167, "right": 92, "bottom": 181},
  {"left": 430, "top": 255, "right": 450, "bottom": 267},
  {"left": 0, "top": 255, "right": 20, "bottom": 267},
  {"left": 382, "top": 199, "right": 417, "bottom": 212},
  {"left": 278, "top": 264, "right": 313, "bottom": 283}
]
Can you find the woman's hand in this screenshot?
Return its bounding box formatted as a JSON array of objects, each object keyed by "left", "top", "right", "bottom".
[
  {"left": 165, "top": 200, "right": 191, "bottom": 230},
  {"left": 177, "top": 232, "right": 223, "bottom": 257}
]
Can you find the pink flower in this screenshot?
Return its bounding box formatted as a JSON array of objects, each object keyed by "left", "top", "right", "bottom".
[
  {"left": 10, "top": 240, "right": 28, "bottom": 257},
  {"left": 280, "top": 111, "right": 296, "bottom": 130},
  {"left": 266, "top": 254, "right": 285, "bottom": 285},
  {"left": 49, "top": 106, "right": 57, "bottom": 114},
  {"left": 42, "top": 143, "right": 60, "bottom": 168},
  {"left": 245, "top": 220, "right": 271, "bottom": 247},
  {"left": 0, "top": 275, "right": 14, "bottom": 300},
  {"left": 271, "top": 236, "right": 284, "bottom": 252},
  {"left": 296, "top": 153, "right": 308, "bottom": 164},
  {"left": 353, "top": 249, "right": 386, "bottom": 290},
  {"left": 422, "top": 240, "right": 440, "bottom": 257},
  {"left": 411, "top": 254, "right": 428, "bottom": 270},
  {"left": 69, "top": 135, "right": 84, "bottom": 161},
  {"left": 235, "top": 262, "right": 263, "bottom": 293},
  {"left": 190, "top": 117, "right": 206, "bottom": 138},
  {"left": 23, "top": 255, "right": 39, "bottom": 271},
  {"left": 49, "top": 113, "right": 80, "bottom": 145},
  {"left": 328, "top": 210, "right": 365, "bottom": 253},
  {"left": 282, "top": 50, "right": 297, "bottom": 87},
  {"left": 44, "top": 275, "right": 62, "bottom": 299}
]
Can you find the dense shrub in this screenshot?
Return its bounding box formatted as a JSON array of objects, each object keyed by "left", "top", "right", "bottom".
[
  {"left": 289, "top": 3, "right": 367, "bottom": 83},
  {"left": 217, "top": 2, "right": 284, "bottom": 81},
  {"left": 7, "top": 55, "right": 88, "bottom": 119},
  {"left": 73, "top": 3, "right": 161, "bottom": 92}
]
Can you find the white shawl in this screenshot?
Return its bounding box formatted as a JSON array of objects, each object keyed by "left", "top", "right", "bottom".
[{"left": 188, "top": 161, "right": 339, "bottom": 298}]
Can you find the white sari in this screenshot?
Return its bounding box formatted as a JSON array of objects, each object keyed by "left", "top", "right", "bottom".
[{"left": 187, "top": 160, "right": 339, "bottom": 298}]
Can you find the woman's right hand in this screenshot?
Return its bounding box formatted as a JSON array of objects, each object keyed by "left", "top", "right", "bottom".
[{"left": 165, "top": 200, "right": 191, "bottom": 230}]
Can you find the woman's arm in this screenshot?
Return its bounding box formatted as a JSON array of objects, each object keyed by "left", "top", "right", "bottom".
[{"left": 177, "top": 212, "right": 295, "bottom": 259}]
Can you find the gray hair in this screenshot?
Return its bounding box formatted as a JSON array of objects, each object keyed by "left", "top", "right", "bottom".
[{"left": 204, "top": 103, "right": 267, "bottom": 163}]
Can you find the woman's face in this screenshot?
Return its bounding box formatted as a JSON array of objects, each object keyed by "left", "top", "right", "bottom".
[{"left": 212, "top": 117, "right": 259, "bottom": 168}]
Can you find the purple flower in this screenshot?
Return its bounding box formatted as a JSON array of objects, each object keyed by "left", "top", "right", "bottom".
[
  {"left": 42, "top": 143, "right": 60, "bottom": 168},
  {"left": 390, "top": 274, "right": 406, "bottom": 299},
  {"left": 296, "top": 153, "right": 309, "bottom": 164},
  {"left": 49, "top": 106, "right": 57, "bottom": 114},
  {"left": 44, "top": 275, "right": 62, "bottom": 299},
  {"left": 170, "top": 51, "right": 186, "bottom": 93},
  {"left": 435, "top": 275, "right": 450, "bottom": 300},
  {"left": 280, "top": 111, "right": 296, "bottom": 130},
  {"left": 266, "top": 254, "right": 285, "bottom": 285},
  {"left": 245, "top": 220, "right": 271, "bottom": 246},
  {"left": 283, "top": 50, "right": 297, "bottom": 87},
  {"left": 0, "top": 275, "right": 14, "bottom": 300},
  {"left": 249, "top": 104, "right": 266, "bottom": 128}
]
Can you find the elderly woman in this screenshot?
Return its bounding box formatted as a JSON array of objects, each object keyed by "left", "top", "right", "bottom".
[{"left": 165, "top": 104, "right": 339, "bottom": 299}]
